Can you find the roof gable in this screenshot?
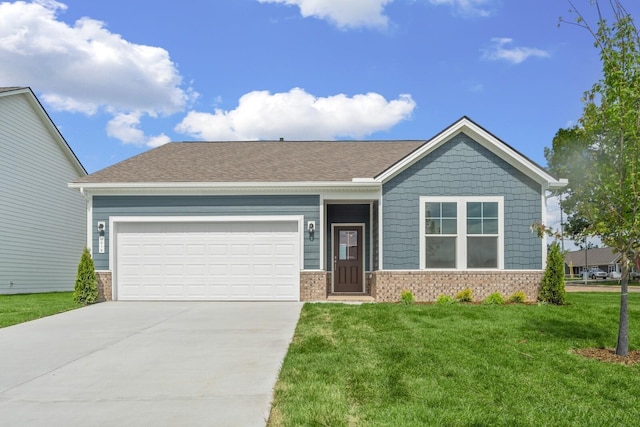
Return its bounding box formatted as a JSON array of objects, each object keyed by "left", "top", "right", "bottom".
[
  {"left": 0, "top": 87, "right": 86, "bottom": 176},
  {"left": 374, "top": 117, "right": 565, "bottom": 190}
]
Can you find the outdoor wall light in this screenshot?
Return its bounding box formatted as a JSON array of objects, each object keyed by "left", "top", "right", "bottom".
[
  {"left": 97, "top": 222, "right": 106, "bottom": 254},
  {"left": 308, "top": 221, "right": 316, "bottom": 240}
]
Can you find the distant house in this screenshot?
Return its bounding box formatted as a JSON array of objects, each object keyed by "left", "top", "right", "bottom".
[
  {"left": 70, "top": 117, "right": 565, "bottom": 302},
  {"left": 564, "top": 247, "right": 621, "bottom": 277},
  {"left": 0, "top": 87, "right": 87, "bottom": 294}
]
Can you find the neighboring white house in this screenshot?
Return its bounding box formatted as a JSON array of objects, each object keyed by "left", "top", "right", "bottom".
[{"left": 0, "top": 87, "right": 87, "bottom": 294}]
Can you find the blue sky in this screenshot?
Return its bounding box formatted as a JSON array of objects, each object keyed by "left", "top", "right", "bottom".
[{"left": 1, "top": 0, "right": 637, "bottom": 242}]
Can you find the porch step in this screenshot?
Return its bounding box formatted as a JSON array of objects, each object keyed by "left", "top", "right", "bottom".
[{"left": 326, "top": 295, "right": 375, "bottom": 303}]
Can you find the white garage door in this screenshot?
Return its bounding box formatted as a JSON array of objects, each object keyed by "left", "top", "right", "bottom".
[{"left": 115, "top": 219, "right": 301, "bottom": 301}]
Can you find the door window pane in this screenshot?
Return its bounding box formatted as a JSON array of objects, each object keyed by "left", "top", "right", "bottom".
[{"left": 339, "top": 230, "right": 358, "bottom": 260}]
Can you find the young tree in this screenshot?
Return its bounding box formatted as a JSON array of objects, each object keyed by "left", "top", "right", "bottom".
[
  {"left": 550, "top": 0, "right": 640, "bottom": 356},
  {"left": 539, "top": 242, "right": 567, "bottom": 305},
  {"left": 74, "top": 247, "right": 98, "bottom": 305}
]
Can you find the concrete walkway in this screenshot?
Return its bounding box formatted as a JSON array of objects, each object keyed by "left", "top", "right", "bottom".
[
  {"left": 566, "top": 284, "right": 640, "bottom": 292},
  {"left": 0, "top": 301, "right": 302, "bottom": 427}
]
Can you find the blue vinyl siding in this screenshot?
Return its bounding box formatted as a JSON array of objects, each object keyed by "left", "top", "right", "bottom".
[
  {"left": 382, "top": 133, "right": 543, "bottom": 270},
  {"left": 92, "top": 195, "right": 320, "bottom": 270}
]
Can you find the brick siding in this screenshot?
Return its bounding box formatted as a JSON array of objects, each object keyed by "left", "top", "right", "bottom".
[
  {"left": 299, "top": 271, "right": 328, "bottom": 301},
  {"left": 371, "top": 270, "right": 542, "bottom": 302},
  {"left": 96, "top": 271, "right": 112, "bottom": 302}
]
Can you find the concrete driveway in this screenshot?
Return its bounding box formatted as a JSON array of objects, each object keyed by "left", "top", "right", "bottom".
[{"left": 0, "top": 301, "right": 302, "bottom": 427}]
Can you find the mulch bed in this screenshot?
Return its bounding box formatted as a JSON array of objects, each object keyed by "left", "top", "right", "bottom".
[{"left": 574, "top": 348, "right": 640, "bottom": 366}]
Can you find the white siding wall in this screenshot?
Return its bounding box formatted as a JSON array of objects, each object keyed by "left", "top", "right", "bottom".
[{"left": 0, "top": 93, "right": 86, "bottom": 294}]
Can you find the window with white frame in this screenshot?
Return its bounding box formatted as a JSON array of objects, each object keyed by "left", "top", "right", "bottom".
[{"left": 419, "top": 197, "right": 504, "bottom": 270}]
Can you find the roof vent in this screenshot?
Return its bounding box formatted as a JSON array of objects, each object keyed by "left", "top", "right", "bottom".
[{"left": 279, "top": 137, "right": 284, "bottom": 141}]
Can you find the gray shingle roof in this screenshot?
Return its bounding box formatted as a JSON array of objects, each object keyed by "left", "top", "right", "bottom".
[
  {"left": 74, "top": 140, "right": 426, "bottom": 183},
  {"left": 564, "top": 247, "right": 621, "bottom": 267}
]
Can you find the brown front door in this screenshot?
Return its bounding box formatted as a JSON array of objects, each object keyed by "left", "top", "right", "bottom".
[{"left": 333, "top": 225, "right": 364, "bottom": 292}]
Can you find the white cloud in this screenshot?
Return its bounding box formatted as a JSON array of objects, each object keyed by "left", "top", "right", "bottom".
[
  {"left": 257, "top": 0, "right": 392, "bottom": 29},
  {"left": 428, "top": 0, "right": 493, "bottom": 17},
  {"left": 257, "top": 0, "right": 495, "bottom": 29},
  {"left": 0, "top": 0, "right": 194, "bottom": 144},
  {"left": 106, "top": 112, "right": 171, "bottom": 148},
  {"left": 482, "top": 38, "right": 550, "bottom": 64},
  {"left": 176, "top": 88, "right": 416, "bottom": 141}
]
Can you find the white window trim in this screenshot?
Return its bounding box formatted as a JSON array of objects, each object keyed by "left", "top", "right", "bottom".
[{"left": 419, "top": 196, "right": 504, "bottom": 270}]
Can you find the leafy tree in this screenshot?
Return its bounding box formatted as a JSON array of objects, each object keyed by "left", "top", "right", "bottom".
[
  {"left": 74, "top": 247, "right": 98, "bottom": 305},
  {"left": 545, "top": 128, "right": 592, "bottom": 241},
  {"left": 549, "top": 0, "right": 640, "bottom": 355},
  {"left": 539, "top": 242, "right": 566, "bottom": 305}
]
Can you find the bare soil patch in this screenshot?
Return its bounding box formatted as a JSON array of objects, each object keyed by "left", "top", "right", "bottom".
[{"left": 574, "top": 348, "right": 640, "bottom": 365}]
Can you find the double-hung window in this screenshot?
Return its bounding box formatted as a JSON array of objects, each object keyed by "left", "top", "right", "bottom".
[
  {"left": 423, "top": 202, "right": 457, "bottom": 268},
  {"left": 419, "top": 197, "right": 503, "bottom": 270}
]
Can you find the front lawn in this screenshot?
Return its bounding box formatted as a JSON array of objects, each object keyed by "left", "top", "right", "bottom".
[
  {"left": 0, "top": 292, "right": 82, "bottom": 328},
  {"left": 269, "top": 293, "right": 640, "bottom": 426}
]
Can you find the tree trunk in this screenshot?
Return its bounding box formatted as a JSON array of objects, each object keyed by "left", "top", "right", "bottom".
[{"left": 615, "top": 252, "right": 629, "bottom": 356}]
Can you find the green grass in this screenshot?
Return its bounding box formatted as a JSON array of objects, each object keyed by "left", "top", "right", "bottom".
[
  {"left": 0, "top": 292, "right": 82, "bottom": 328},
  {"left": 269, "top": 293, "right": 640, "bottom": 426}
]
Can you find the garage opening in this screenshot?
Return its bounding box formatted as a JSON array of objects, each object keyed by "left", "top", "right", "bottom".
[{"left": 112, "top": 217, "right": 302, "bottom": 301}]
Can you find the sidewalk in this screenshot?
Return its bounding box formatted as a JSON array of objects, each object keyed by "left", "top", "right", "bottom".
[{"left": 566, "top": 283, "right": 640, "bottom": 292}]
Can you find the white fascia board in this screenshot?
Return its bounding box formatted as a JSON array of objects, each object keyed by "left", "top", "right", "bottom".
[
  {"left": 68, "top": 181, "right": 382, "bottom": 196},
  {"left": 375, "top": 117, "right": 564, "bottom": 188},
  {"left": 547, "top": 178, "right": 569, "bottom": 190}
]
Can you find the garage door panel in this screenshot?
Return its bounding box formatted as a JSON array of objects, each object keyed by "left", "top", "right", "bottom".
[
  {"left": 208, "top": 244, "right": 228, "bottom": 255},
  {"left": 231, "top": 244, "right": 250, "bottom": 256},
  {"left": 116, "top": 220, "right": 300, "bottom": 301},
  {"left": 253, "top": 264, "right": 274, "bottom": 276}
]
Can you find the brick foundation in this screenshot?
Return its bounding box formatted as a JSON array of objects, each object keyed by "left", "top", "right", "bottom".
[
  {"left": 371, "top": 270, "right": 543, "bottom": 303},
  {"left": 299, "top": 271, "right": 328, "bottom": 301},
  {"left": 91, "top": 269, "right": 540, "bottom": 303},
  {"left": 96, "top": 271, "right": 113, "bottom": 302}
]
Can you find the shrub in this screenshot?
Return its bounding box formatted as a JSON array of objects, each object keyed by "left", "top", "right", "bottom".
[
  {"left": 74, "top": 247, "right": 98, "bottom": 305},
  {"left": 435, "top": 294, "right": 456, "bottom": 305},
  {"left": 538, "top": 242, "right": 566, "bottom": 305},
  {"left": 508, "top": 291, "right": 527, "bottom": 304},
  {"left": 483, "top": 292, "right": 505, "bottom": 305},
  {"left": 400, "top": 289, "right": 415, "bottom": 305},
  {"left": 455, "top": 288, "right": 473, "bottom": 303}
]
